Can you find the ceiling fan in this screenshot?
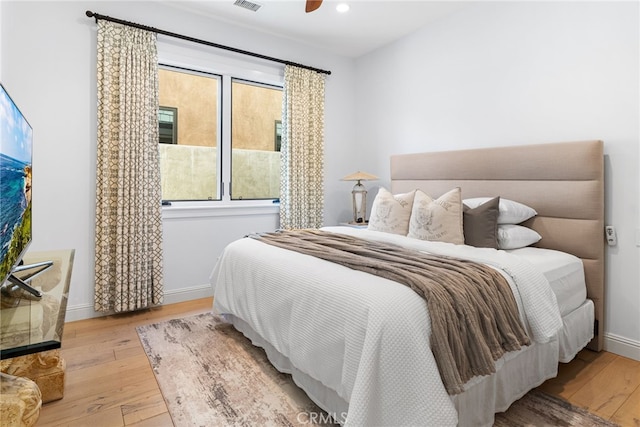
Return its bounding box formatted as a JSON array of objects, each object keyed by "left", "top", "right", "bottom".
[{"left": 306, "top": 0, "right": 323, "bottom": 13}]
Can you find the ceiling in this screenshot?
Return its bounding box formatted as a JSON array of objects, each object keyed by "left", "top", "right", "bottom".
[{"left": 165, "top": 1, "right": 471, "bottom": 57}]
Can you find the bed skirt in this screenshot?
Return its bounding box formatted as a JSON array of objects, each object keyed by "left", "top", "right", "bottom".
[{"left": 225, "top": 314, "right": 560, "bottom": 427}]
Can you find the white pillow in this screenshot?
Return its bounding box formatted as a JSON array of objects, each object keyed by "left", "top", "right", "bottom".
[
  {"left": 463, "top": 197, "right": 537, "bottom": 224},
  {"left": 408, "top": 188, "right": 464, "bottom": 244},
  {"left": 367, "top": 188, "right": 416, "bottom": 235},
  {"left": 497, "top": 224, "right": 542, "bottom": 249}
]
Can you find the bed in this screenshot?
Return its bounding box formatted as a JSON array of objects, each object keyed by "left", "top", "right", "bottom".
[{"left": 210, "top": 140, "right": 605, "bottom": 426}]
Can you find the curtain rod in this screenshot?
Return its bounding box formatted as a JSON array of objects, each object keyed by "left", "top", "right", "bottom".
[{"left": 85, "top": 11, "right": 331, "bottom": 75}]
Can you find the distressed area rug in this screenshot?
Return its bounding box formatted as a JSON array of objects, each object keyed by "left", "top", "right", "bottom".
[{"left": 137, "top": 312, "right": 617, "bottom": 427}]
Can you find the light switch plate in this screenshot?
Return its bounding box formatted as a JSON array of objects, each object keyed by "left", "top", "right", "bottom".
[{"left": 605, "top": 225, "right": 617, "bottom": 246}]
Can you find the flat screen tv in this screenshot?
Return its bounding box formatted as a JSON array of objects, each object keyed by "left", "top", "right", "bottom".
[{"left": 0, "top": 82, "right": 33, "bottom": 291}]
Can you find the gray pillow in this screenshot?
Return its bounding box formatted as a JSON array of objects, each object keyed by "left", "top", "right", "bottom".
[
  {"left": 463, "top": 196, "right": 500, "bottom": 248},
  {"left": 463, "top": 197, "right": 537, "bottom": 224}
]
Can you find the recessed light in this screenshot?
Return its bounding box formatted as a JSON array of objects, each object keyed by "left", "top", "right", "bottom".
[{"left": 336, "top": 3, "right": 350, "bottom": 13}]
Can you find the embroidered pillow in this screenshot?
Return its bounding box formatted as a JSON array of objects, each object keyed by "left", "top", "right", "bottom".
[
  {"left": 367, "top": 188, "right": 416, "bottom": 235},
  {"left": 408, "top": 188, "right": 464, "bottom": 244},
  {"left": 463, "top": 196, "right": 500, "bottom": 248}
]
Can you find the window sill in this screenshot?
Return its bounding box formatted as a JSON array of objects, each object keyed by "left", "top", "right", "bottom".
[{"left": 162, "top": 202, "right": 280, "bottom": 220}]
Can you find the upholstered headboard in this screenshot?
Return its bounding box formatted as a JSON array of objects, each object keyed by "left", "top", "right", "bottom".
[{"left": 390, "top": 140, "right": 605, "bottom": 351}]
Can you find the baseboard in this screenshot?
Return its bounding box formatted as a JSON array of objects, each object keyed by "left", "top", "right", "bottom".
[
  {"left": 64, "top": 302, "right": 97, "bottom": 323},
  {"left": 63, "top": 283, "right": 213, "bottom": 322},
  {"left": 604, "top": 332, "right": 640, "bottom": 361},
  {"left": 163, "top": 283, "right": 214, "bottom": 305}
]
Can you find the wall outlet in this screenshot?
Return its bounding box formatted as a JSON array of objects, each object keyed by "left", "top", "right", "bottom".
[{"left": 605, "top": 225, "right": 617, "bottom": 246}]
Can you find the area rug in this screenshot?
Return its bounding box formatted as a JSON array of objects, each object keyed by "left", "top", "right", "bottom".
[{"left": 137, "top": 313, "right": 617, "bottom": 426}]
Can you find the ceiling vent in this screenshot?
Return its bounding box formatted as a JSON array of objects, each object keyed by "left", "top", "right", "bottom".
[{"left": 234, "top": 0, "right": 262, "bottom": 12}]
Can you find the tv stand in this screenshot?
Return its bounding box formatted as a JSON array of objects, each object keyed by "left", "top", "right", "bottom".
[
  {"left": 1, "top": 249, "right": 74, "bottom": 425},
  {"left": 1, "top": 260, "right": 54, "bottom": 300}
]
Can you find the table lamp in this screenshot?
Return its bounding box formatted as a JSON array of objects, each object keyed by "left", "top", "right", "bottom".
[{"left": 341, "top": 171, "right": 378, "bottom": 224}]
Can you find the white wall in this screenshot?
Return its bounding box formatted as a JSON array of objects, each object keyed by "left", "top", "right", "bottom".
[
  {"left": 355, "top": 1, "right": 640, "bottom": 359},
  {"left": 1, "top": 1, "right": 357, "bottom": 320}
]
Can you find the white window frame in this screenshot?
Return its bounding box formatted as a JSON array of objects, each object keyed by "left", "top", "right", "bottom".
[
  {"left": 229, "top": 77, "right": 283, "bottom": 201},
  {"left": 157, "top": 36, "right": 283, "bottom": 217}
]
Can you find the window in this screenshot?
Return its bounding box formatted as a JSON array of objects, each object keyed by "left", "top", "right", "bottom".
[
  {"left": 158, "top": 107, "right": 178, "bottom": 144},
  {"left": 158, "top": 67, "right": 219, "bottom": 201},
  {"left": 158, "top": 66, "right": 282, "bottom": 202},
  {"left": 230, "top": 79, "right": 283, "bottom": 200},
  {"left": 274, "top": 120, "right": 282, "bottom": 152}
]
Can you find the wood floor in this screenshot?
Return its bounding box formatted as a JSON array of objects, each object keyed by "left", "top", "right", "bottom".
[{"left": 37, "top": 298, "right": 640, "bottom": 426}]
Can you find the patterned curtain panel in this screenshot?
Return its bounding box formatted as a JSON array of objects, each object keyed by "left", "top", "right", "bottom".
[
  {"left": 94, "top": 21, "right": 164, "bottom": 312},
  {"left": 280, "top": 65, "right": 326, "bottom": 229}
]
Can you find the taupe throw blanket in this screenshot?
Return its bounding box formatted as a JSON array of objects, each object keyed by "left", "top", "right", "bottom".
[{"left": 251, "top": 229, "right": 530, "bottom": 395}]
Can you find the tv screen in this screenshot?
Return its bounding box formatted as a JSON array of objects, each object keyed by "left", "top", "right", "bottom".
[{"left": 0, "top": 82, "right": 33, "bottom": 287}]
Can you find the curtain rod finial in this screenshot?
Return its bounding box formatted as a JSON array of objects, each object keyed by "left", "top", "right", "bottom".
[{"left": 85, "top": 10, "right": 98, "bottom": 23}]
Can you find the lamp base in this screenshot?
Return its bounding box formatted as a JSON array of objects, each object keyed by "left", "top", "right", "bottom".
[{"left": 351, "top": 182, "right": 367, "bottom": 225}]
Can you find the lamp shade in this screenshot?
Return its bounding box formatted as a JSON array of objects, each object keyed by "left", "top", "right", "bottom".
[{"left": 341, "top": 171, "right": 378, "bottom": 182}]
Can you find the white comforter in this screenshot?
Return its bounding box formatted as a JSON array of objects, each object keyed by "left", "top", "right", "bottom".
[{"left": 210, "top": 227, "right": 563, "bottom": 426}]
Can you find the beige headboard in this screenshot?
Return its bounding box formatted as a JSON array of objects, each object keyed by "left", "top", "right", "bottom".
[{"left": 390, "top": 140, "right": 604, "bottom": 351}]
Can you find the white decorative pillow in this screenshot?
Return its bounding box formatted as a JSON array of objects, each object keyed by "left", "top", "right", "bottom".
[
  {"left": 408, "top": 188, "right": 464, "bottom": 244},
  {"left": 463, "top": 197, "right": 537, "bottom": 224},
  {"left": 367, "top": 188, "right": 416, "bottom": 235},
  {"left": 497, "top": 224, "right": 542, "bottom": 249}
]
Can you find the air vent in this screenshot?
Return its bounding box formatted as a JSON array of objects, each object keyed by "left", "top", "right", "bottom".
[{"left": 234, "top": 0, "right": 262, "bottom": 12}]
